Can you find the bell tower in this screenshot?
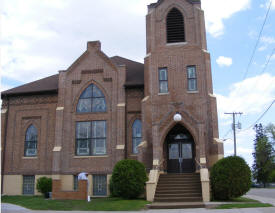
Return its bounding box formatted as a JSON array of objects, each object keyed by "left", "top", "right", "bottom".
[{"left": 140, "top": 0, "right": 223, "bottom": 179}]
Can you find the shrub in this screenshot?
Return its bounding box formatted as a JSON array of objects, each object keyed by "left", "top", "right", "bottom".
[
  {"left": 210, "top": 156, "right": 251, "bottom": 200},
  {"left": 36, "top": 177, "right": 52, "bottom": 198},
  {"left": 111, "top": 159, "right": 148, "bottom": 199}
]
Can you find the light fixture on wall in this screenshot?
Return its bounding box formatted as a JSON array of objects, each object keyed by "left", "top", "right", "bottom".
[{"left": 173, "top": 113, "right": 182, "bottom": 122}]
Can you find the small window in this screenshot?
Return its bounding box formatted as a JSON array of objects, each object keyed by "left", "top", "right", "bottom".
[
  {"left": 24, "top": 125, "right": 38, "bottom": 157},
  {"left": 167, "top": 8, "right": 185, "bottom": 43},
  {"left": 76, "top": 121, "right": 107, "bottom": 156},
  {"left": 132, "top": 119, "right": 142, "bottom": 154},
  {"left": 93, "top": 175, "right": 107, "bottom": 196},
  {"left": 73, "top": 175, "right": 78, "bottom": 191},
  {"left": 77, "top": 84, "right": 106, "bottom": 113},
  {"left": 23, "top": 175, "right": 35, "bottom": 195},
  {"left": 159, "top": 68, "right": 168, "bottom": 93},
  {"left": 187, "top": 66, "right": 197, "bottom": 91}
]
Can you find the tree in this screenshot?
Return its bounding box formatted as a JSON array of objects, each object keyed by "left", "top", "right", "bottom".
[{"left": 252, "top": 124, "right": 275, "bottom": 187}]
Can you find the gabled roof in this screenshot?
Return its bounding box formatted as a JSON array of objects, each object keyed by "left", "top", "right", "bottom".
[
  {"left": 1, "top": 74, "right": 59, "bottom": 98},
  {"left": 1, "top": 56, "right": 144, "bottom": 98},
  {"left": 110, "top": 56, "right": 144, "bottom": 88},
  {"left": 148, "top": 0, "right": 201, "bottom": 9}
]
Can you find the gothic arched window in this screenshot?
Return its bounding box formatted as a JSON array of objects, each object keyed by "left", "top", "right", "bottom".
[
  {"left": 132, "top": 119, "right": 142, "bottom": 154},
  {"left": 167, "top": 8, "right": 185, "bottom": 43},
  {"left": 25, "top": 125, "right": 38, "bottom": 157},
  {"left": 77, "top": 84, "right": 106, "bottom": 113}
]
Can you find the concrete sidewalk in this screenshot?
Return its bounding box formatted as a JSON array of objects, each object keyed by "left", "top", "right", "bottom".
[{"left": 2, "top": 203, "right": 275, "bottom": 213}]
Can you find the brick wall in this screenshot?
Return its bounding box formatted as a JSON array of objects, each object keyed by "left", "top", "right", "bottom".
[{"left": 52, "top": 179, "right": 87, "bottom": 200}]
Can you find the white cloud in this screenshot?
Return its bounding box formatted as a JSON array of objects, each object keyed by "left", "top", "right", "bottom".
[
  {"left": 261, "top": 36, "right": 275, "bottom": 44},
  {"left": 216, "top": 73, "right": 275, "bottom": 119},
  {"left": 1, "top": 0, "right": 158, "bottom": 84},
  {"left": 201, "top": 0, "right": 251, "bottom": 37},
  {"left": 216, "top": 56, "right": 233, "bottom": 67},
  {"left": 224, "top": 128, "right": 255, "bottom": 166}
]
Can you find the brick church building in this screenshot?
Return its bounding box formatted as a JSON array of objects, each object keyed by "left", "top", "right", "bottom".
[{"left": 1, "top": 0, "right": 223, "bottom": 202}]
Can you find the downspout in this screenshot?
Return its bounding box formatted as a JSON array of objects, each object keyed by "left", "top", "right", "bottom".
[{"left": 1, "top": 96, "right": 9, "bottom": 194}]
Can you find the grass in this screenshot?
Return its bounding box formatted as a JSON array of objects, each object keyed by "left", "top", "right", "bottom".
[
  {"left": 215, "top": 203, "right": 273, "bottom": 209},
  {"left": 1, "top": 196, "right": 151, "bottom": 211},
  {"left": 213, "top": 196, "right": 259, "bottom": 203}
]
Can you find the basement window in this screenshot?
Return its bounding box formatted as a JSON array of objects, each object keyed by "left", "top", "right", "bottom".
[{"left": 23, "top": 175, "right": 35, "bottom": 195}]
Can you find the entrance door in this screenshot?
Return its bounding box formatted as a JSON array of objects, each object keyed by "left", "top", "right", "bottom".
[{"left": 167, "top": 140, "right": 195, "bottom": 173}]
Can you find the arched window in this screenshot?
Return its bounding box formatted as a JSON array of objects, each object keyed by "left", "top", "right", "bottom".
[
  {"left": 167, "top": 8, "right": 185, "bottom": 43},
  {"left": 25, "top": 125, "right": 38, "bottom": 157},
  {"left": 77, "top": 84, "right": 106, "bottom": 113},
  {"left": 132, "top": 119, "right": 142, "bottom": 154}
]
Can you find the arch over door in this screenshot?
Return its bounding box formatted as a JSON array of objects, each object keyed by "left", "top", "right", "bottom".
[{"left": 166, "top": 124, "right": 195, "bottom": 173}]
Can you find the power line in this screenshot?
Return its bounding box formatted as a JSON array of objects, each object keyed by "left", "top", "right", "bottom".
[
  {"left": 261, "top": 48, "right": 275, "bottom": 75},
  {"left": 245, "top": 100, "right": 275, "bottom": 130},
  {"left": 242, "top": 0, "right": 273, "bottom": 80},
  {"left": 222, "top": 129, "right": 232, "bottom": 139}
]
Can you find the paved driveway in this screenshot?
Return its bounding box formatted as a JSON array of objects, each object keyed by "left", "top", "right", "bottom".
[
  {"left": 246, "top": 188, "right": 275, "bottom": 199},
  {"left": 245, "top": 188, "right": 275, "bottom": 206}
]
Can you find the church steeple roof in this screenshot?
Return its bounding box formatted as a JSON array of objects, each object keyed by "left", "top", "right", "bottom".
[{"left": 148, "top": 0, "right": 201, "bottom": 9}]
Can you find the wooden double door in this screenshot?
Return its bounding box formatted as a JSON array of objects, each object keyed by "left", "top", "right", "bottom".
[{"left": 167, "top": 139, "right": 195, "bottom": 173}]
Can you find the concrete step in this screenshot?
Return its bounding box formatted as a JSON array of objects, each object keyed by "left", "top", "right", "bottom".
[
  {"left": 154, "top": 196, "right": 203, "bottom": 202},
  {"left": 158, "top": 180, "right": 201, "bottom": 184},
  {"left": 156, "top": 189, "right": 202, "bottom": 194},
  {"left": 157, "top": 183, "right": 201, "bottom": 188},
  {"left": 148, "top": 202, "right": 205, "bottom": 209},
  {"left": 155, "top": 193, "right": 202, "bottom": 198}
]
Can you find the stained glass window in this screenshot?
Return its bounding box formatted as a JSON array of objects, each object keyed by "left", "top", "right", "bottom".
[
  {"left": 132, "top": 119, "right": 142, "bottom": 154},
  {"left": 77, "top": 84, "right": 106, "bottom": 113},
  {"left": 25, "top": 125, "right": 38, "bottom": 157},
  {"left": 76, "top": 121, "right": 107, "bottom": 156}
]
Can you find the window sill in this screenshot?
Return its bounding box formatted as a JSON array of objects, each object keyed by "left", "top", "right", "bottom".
[
  {"left": 166, "top": 42, "right": 187, "bottom": 46},
  {"left": 187, "top": 91, "right": 199, "bottom": 94},
  {"left": 158, "top": 93, "right": 169, "bottom": 96},
  {"left": 22, "top": 157, "right": 38, "bottom": 159},
  {"left": 74, "top": 155, "right": 108, "bottom": 159}
]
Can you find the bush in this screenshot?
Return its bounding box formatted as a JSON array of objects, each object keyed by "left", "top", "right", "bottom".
[
  {"left": 110, "top": 159, "right": 148, "bottom": 199},
  {"left": 210, "top": 156, "right": 251, "bottom": 200},
  {"left": 36, "top": 177, "right": 52, "bottom": 198}
]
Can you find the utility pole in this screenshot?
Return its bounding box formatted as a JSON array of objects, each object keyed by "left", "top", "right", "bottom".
[{"left": 224, "top": 112, "right": 243, "bottom": 156}]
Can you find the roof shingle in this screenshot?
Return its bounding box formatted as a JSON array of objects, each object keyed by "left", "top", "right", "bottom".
[{"left": 1, "top": 56, "right": 144, "bottom": 97}]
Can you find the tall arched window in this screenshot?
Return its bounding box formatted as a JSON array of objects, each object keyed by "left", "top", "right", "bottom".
[
  {"left": 132, "top": 119, "right": 142, "bottom": 154},
  {"left": 167, "top": 8, "right": 185, "bottom": 43},
  {"left": 25, "top": 125, "right": 38, "bottom": 157},
  {"left": 77, "top": 84, "right": 106, "bottom": 113}
]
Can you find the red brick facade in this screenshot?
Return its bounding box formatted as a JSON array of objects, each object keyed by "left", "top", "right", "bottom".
[{"left": 1, "top": 0, "right": 223, "bottom": 196}]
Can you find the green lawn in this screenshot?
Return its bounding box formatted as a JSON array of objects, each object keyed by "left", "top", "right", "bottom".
[
  {"left": 1, "top": 196, "right": 151, "bottom": 211},
  {"left": 213, "top": 196, "right": 259, "bottom": 203},
  {"left": 216, "top": 203, "right": 273, "bottom": 209}
]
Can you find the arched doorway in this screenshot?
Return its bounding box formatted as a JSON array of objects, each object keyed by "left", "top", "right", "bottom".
[{"left": 165, "top": 124, "right": 195, "bottom": 173}]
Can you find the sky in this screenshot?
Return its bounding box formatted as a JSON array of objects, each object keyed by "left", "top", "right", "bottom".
[{"left": 1, "top": 0, "right": 275, "bottom": 167}]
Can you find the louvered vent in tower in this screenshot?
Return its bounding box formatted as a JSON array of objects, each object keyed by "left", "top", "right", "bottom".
[{"left": 167, "top": 8, "right": 185, "bottom": 43}]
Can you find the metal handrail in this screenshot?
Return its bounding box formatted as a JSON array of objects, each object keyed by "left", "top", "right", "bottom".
[{"left": 195, "top": 158, "right": 205, "bottom": 169}]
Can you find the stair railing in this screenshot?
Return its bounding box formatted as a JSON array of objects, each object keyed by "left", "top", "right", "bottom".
[{"left": 195, "top": 158, "right": 206, "bottom": 170}]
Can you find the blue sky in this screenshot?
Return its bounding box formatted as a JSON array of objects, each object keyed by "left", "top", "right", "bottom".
[{"left": 1, "top": 0, "right": 275, "bottom": 167}]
